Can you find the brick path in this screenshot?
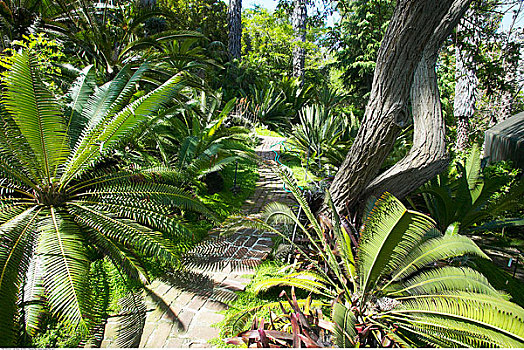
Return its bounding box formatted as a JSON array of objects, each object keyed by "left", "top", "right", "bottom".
[{"left": 100, "top": 136, "right": 296, "bottom": 348}]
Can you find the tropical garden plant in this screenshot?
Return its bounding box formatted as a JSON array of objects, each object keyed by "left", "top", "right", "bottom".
[
  {"left": 408, "top": 144, "right": 524, "bottom": 234},
  {"left": 0, "top": 51, "right": 216, "bottom": 345},
  {"left": 289, "top": 104, "right": 345, "bottom": 174},
  {"left": 222, "top": 166, "right": 524, "bottom": 347},
  {"left": 122, "top": 90, "right": 252, "bottom": 183}
]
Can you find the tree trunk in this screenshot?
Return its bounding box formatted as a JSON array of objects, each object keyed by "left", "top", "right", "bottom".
[
  {"left": 499, "top": 42, "right": 520, "bottom": 122},
  {"left": 328, "top": 0, "right": 472, "bottom": 215},
  {"left": 364, "top": 51, "right": 448, "bottom": 200},
  {"left": 228, "top": 0, "right": 242, "bottom": 60},
  {"left": 292, "top": 0, "right": 307, "bottom": 84},
  {"left": 454, "top": 10, "right": 479, "bottom": 151}
]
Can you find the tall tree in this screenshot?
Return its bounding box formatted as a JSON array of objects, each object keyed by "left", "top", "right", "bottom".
[
  {"left": 454, "top": 8, "right": 480, "bottom": 151},
  {"left": 292, "top": 0, "right": 307, "bottom": 83},
  {"left": 328, "top": 0, "right": 473, "bottom": 215},
  {"left": 228, "top": 0, "right": 242, "bottom": 60}
]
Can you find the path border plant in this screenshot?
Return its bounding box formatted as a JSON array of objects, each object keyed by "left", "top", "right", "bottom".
[{"left": 222, "top": 166, "right": 524, "bottom": 347}]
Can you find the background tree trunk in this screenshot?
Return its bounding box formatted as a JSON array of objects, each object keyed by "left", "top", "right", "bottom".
[
  {"left": 454, "top": 9, "right": 480, "bottom": 151},
  {"left": 328, "top": 0, "right": 472, "bottom": 215},
  {"left": 499, "top": 42, "right": 520, "bottom": 122},
  {"left": 292, "top": 0, "right": 307, "bottom": 84},
  {"left": 228, "top": 0, "right": 242, "bottom": 60}
]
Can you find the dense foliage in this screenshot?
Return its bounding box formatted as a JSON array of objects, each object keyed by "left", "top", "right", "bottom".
[{"left": 0, "top": 0, "right": 523, "bottom": 347}]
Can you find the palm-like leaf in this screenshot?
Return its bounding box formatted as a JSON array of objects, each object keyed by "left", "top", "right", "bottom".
[
  {"left": 3, "top": 52, "right": 67, "bottom": 183},
  {"left": 225, "top": 172, "right": 524, "bottom": 347},
  {"left": 0, "top": 51, "right": 215, "bottom": 344}
]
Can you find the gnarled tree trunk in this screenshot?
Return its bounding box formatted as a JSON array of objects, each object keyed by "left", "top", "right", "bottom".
[
  {"left": 228, "top": 0, "right": 242, "bottom": 60},
  {"left": 454, "top": 10, "right": 480, "bottom": 151},
  {"left": 365, "top": 51, "right": 448, "bottom": 200},
  {"left": 328, "top": 0, "right": 472, "bottom": 215},
  {"left": 292, "top": 0, "right": 307, "bottom": 84}
]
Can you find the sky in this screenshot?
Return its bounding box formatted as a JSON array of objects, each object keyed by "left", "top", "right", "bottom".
[
  {"left": 224, "top": 0, "right": 523, "bottom": 32},
  {"left": 243, "top": 0, "right": 278, "bottom": 11}
]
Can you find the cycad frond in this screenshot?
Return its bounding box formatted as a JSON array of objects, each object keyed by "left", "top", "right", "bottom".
[
  {"left": 79, "top": 200, "right": 192, "bottom": 242},
  {"left": 85, "top": 226, "right": 149, "bottom": 284},
  {"left": 75, "top": 182, "right": 216, "bottom": 221},
  {"left": 387, "top": 266, "right": 506, "bottom": 297},
  {"left": 388, "top": 292, "right": 524, "bottom": 346},
  {"left": 68, "top": 203, "right": 182, "bottom": 264},
  {"left": 332, "top": 302, "right": 357, "bottom": 348},
  {"left": 358, "top": 193, "right": 435, "bottom": 293},
  {"left": 2, "top": 51, "right": 67, "bottom": 182},
  {"left": 387, "top": 234, "right": 488, "bottom": 282},
  {"left": 22, "top": 254, "right": 46, "bottom": 337},
  {"left": 62, "top": 69, "right": 186, "bottom": 184},
  {"left": 37, "top": 208, "right": 90, "bottom": 334},
  {"left": 65, "top": 65, "right": 96, "bottom": 148},
  {"left": 0, "top": 206, "right": 40, "bottom": 345},
  {"left": 250, "top": 272, "right": 336, "bottom": 298}
]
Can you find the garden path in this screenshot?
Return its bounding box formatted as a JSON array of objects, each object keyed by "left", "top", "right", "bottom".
[{"left": 100, "top": 135, "right": 295, "bottom": 348}]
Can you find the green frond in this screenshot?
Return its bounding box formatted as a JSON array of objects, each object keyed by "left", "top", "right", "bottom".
[
  {"left": 0, "top": 111, "right": 42, "bottom": 183},
  {"left": 464, "top": 144, "right": 482, "bottom": 191},
  {"left": 387, "top": 234, "right": 488, "bottom": 283},
  {"left": 358, "top": 193, "right": 435, "bottom": 293},
  {"left": 65, "top": 65, "right": 96, "bottom": 149},
  {"left": 22, "top": 255, "right": 46, "bottom": 337},
  {"left": 394, "top": 318, "right": 515, "bottom": 347},
  {"left": 62, "top": 71, "right": 187, "bottom": 184},
  {"left": 38, "top": 208, "right": 90, "bottom": 334},
  {"left": 69, "top": 166, "right": 186, "bottom": 194},
  {"left": 2, "top": 51, "right": 67, "bottom": 182},
  {"left": 387, "top": 292, "right": 524, "bottom": 346},
  {"left": 76, "top": 199, "right": 193, "bottom": 243},
  {"left": 0, "top": 206, "right": 40, "bottom": 345},
  {"left": 325, "top": 191, "right": 356, "bottom": 289},
  {"left": 332, "top": 302, "right": 357, "bottom": 348},
  {"left": 387, "top": 266, "right": 505, "bottom": 297},
  {"left": 251, "top": 272, "right": 336, "bottom": 298},
  {"left": 85, "top": 226, "right": 150, "bottom": 284},
  {"left": 0, "top": 203, "right": 31, "bottom": 224},
  {"left": 74, "top": 182, "right": 217, "bottom": 221},
  {"left": 68, "top": 203, "right": 182, "bottom": 264}
]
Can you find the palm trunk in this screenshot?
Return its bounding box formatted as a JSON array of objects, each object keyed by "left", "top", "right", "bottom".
[
  {"left": 292, "top": 0, "right": 307, "bottom": 84},
  {"left": 228, "top": 0, "right": 242, "bottom": 60}
]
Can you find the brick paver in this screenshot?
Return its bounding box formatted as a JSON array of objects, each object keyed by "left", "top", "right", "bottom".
[{"left": 100, "top": 136, "right": 296, "bottom": 348}]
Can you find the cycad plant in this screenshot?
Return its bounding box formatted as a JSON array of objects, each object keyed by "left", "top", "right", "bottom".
[
  {"left": 225, "top": 167, "right": 524, "bottom": 347},
  {"left": 409, "top": 144, "right": 524, "bottom": 233},
  {"left": 172, "top": 91, "right": 251, "bottom": 179},
  {"left": 289, "top": 104, "right": 353, "bottom": 174},
  {"left": 123, "top": 90, "right": 252, "bottom": 182},
  {"left": 0, "top": 51, "right": 215, "bottom": 345}
]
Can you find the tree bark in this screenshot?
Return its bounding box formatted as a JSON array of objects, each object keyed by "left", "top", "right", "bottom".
[
  {"left": 328, "top": 0, "right": 472, "bottom": 215},
  {"left": 499, "top": 42, "right": 520, "bottom": 122},
  {"left": 228, "top": 0, "right": 242, "bottom": 60},
  {"left": 454, "top": 10, "right": 480, "bottom": 151},
  {"left": 365, "top": 52, "right": 448, "bottom": 200},
  {"left": 292, "top": 0, "right": 307, "bottom": 84}
]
